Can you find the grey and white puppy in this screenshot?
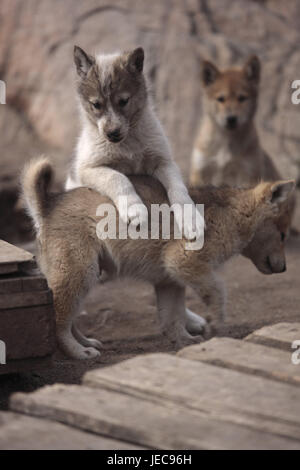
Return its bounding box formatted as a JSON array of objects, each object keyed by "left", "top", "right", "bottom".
[{"left": 66, "top": 46, "right": 204, "bottom": 239}]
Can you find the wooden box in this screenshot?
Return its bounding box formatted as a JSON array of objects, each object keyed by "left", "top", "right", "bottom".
[{"left": 0, "top": 240, "right": 55, "bottom": 374}]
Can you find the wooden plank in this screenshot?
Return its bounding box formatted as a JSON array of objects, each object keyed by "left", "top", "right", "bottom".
[
  {"left": 246, "top": 322, "right": 300, "bottom": 351},
  {"left": 0, "top": 411, "right": 142, "bottom": 450},
  {"left": 18, "top": 259, "right": 37, "bottom": 272},
  {"left": 0, "top": 274, "right": 47, "bottom": 295},
  {"left": 0, "top": 289, "right": 52, "bottom": 310},
  {"left": 0, "top": 240, "right": 34, "bottom": 265},
  {"left": 83, "top": 353, "right": 300, "bottom": 441},
  {"left": 0, "top": 240, "right": 35, "bottom": 274},
  {"left": 0, "top": 263, "right": 18, "bottom": 275},
  {"left": 10, "top": 384, "right": 300, "bottom": 450},
  {"left": 0, "top": 261, "right": 37, "bottom": 275},
  {"left": 0, "top": 304, "right": 55, "bottom": 360},
  {"left": 22, "top": 275, "right": 48, "bottom": 292},
  {"left": 0, "top": 275, "right": 22, "bottom": 294},
  {"left": 178, "top": 337, "right": 300, "bottom": 387}
]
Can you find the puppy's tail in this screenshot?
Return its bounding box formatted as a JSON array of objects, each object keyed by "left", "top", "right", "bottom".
[{"left": 21, "top": 156, "right": 53, "bottom": 231}]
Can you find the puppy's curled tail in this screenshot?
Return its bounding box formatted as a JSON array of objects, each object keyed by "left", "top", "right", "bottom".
[{"left": 21, "top": 156, "right": 53, "bottom": 231}]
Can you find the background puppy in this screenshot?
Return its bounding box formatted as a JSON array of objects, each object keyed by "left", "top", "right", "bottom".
[
  {"left": 66, "top": 45, "right": 203, "bottom": 240},
  {"left": 22, "top": 158, "right": 294, "bottom": 359},
  {"left": 190, "top": 55, "right": 278, "bottom": 187},
  {"left": 189, "top": 55, "right": 296, "bottom": 231}
]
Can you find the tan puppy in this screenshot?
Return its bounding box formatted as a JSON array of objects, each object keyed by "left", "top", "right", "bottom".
[
  {"left": 190, "top": 55, "right": 280, "bottom": 187},
  {"left": 22, "top": 158, "right": 294, "bottom": 359},
  {"left": 190, "top": 56, "right": 295, "bottom": 229}
]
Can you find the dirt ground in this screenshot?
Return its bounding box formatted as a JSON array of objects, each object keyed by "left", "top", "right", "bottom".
[{"left": 1, "top": 193, "right": 300, "bottom": 411}]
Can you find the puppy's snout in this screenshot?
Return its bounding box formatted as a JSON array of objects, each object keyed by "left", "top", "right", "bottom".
[
  {"left": 226, "top": 115, "right": 238, "bottom": 129},
  {"left": 266, "top": 254, "right": 286, "bottom": 274},
  {"left": 106, "top": 128, "right": 122, "bottom": 143}
]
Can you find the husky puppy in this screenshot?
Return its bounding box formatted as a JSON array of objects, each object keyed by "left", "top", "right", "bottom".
[
  {"left": 189, "top": 55, "right": 296, "bottom": 232},
  {"left": 190, "top": 56, "right": 280, "bottom": 188},
  {"left": 22, "top": 158, "right": 294, "bottom": 359},
  {"left": 66, "top": 46, "right": 203, "bottom": 240}
]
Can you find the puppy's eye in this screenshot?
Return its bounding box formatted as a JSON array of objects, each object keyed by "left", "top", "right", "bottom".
[
  {"left": 238, "top": 95, "right": 248, "bottom": 102},
  {"left": 119, "top": 97, "right": 129, "bottom": 107},
  {"left": 216, "top": 96, "right": 225, "bottom": 103},
  {"left": 281, "top": 232, "right": 286, "bottom": 242},
  {"left": 91, "top": 101, "right": 101, "bottom": 110}
]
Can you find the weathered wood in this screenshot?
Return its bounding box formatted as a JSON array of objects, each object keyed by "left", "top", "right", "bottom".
[
  {"left": 0, "top": 274, "right": 48, "bottom": 295},
  {"left": 178, "top": 337, "right": 300, "bottom": 386},
  {"left": 0, "top": 275, "right": 22, "bottom": 294},
  {"left": 0, "top": 289, "right": 52, "bottom": 310},
  {"left": 0, "top": 240, "right": 34, "bottom": 274},
  {"left": 0, "top": 240, "right": 34, "bottom": 264},
  {"left": 84, "top": 353, "right": 300, "bottom": 440},
  {"left": 246, "top": 322, "right": 300, "bottom": 351},
  {"left": 10, "top": 384, "right": 300, "bottom": 450},
  {"left": 0, "top": 263, "right": 18, "bottom": 275},
  {"left": 0, "top": 411, "right": 142, "bottom": 450},
  {"left": 0, "top": 244, "right": 54, "bottom": 371},
  {"left": 21, "top": 275, "right": 48, "bottom": 292},
  {"left": 0, "top": 304, "right": 55, "bottom": 360}
]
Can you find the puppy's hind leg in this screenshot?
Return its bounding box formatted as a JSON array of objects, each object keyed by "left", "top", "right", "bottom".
[
  {"left": 52, "top": 260, "right": 101, "bottom": 360},
  {"left": 72, "top": 321, "right": 103, "bottom": 351},
  {"left": 190, "top": 270, "right": 226, "bottom": 326},
  {"left": 155, "top": 282, "right": 204, "bottom": 348},
  {"left": 185, "top": 308, "right": 210, "bottom": 338}
]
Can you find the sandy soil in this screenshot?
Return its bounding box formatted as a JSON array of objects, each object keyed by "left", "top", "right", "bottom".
[{"left": 1, "top": 194, "right": 299, "bottom": 411}]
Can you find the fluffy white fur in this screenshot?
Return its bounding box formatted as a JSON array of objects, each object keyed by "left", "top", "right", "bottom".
[{"left": 66, "top": 49, "right": 204, "bottom": 240}]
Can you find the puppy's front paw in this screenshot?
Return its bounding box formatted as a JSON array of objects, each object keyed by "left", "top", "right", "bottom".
[
  {"left": 183, "top": 207, "right": 205, "bottom": 241},
  {"left": 118, "top": 196, "right": 148, "bottom": 227},
  {"left": 173, "top": 196, "right": 205, "bottom": 241},
  {"left": 127, "top": 202, "right": 148, "bottom": 228}
]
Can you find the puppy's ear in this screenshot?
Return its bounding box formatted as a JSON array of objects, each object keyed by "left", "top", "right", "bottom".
[
  {"left": 126, "top": 47, "right": 144, "bottom": 74},
  {"left": 244, "top": 55, "right": 260, "bottom": 83},
  {"left": 254, "top": 180, "right": 295, "bottom": 208},
  {"left": 269, "top": 180, "right": 295, "bottom": 205},
  {"left": 74, "top": 46, "right": 94, "bottom": 79},
  {"left": 201, "top": 60, "right": 220, "bottom": 87}
]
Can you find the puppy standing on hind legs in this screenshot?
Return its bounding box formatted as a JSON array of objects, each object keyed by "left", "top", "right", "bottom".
[
  {"left": 22, "top": 158, "right": 295, "bottom": 359},
  {"left": 67, "top": 45, "right": 204, "bottom": 239}
]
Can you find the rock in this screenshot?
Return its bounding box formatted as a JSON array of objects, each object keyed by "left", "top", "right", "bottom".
[{"left": 1, "top": 0, "right": 300, "bottom": 241}]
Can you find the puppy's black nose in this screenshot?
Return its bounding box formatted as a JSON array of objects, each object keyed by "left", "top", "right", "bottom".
[
  {"left": 107, "top": 129, "right": 122, "bottom": 142},
  {"left": 226, "top": 115, "right": 238, "bottom": 129}
]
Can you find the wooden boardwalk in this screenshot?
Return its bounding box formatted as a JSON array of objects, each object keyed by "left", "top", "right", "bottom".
[{"left": 1, "top": 322, "right": 300, "bottom": 449}]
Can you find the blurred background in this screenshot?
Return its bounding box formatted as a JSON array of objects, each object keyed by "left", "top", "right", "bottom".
[{"left": 0, "top": 0, "right": 300, "bottom": 243}]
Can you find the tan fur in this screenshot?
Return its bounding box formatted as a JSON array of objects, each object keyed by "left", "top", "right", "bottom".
[
  {"left": 22, "top": 158, "right": 295, "bottom": 359},
  {"left": 190, "top": 55, "right": 295, "bottom": 228},
  {"left": 21, "top": 157, "right": 53, "bottom": 233}
]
